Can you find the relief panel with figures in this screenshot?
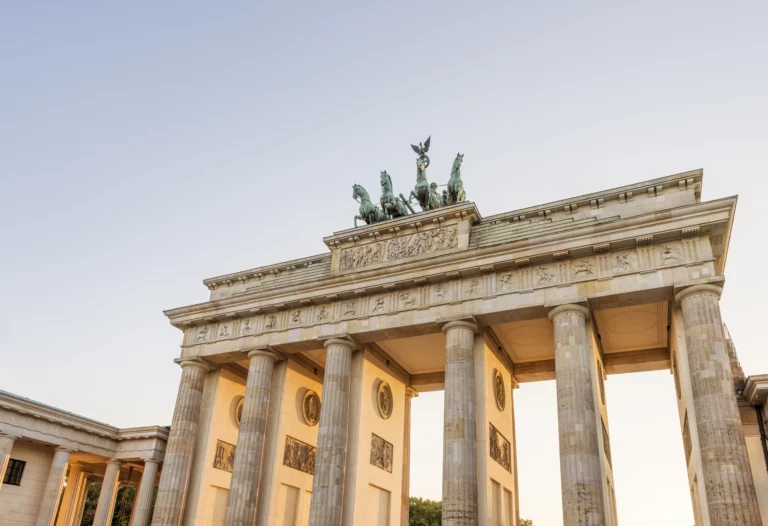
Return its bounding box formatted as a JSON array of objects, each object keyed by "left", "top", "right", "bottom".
[{"left": 338, "top": 226, "right": 459, "bottom": 272}]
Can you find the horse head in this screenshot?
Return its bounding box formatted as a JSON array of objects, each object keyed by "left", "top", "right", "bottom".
[
  {"left": 352, "top": 184, "right": 368, "bottom": 202},
  {"left": 380, "top": 171, "right": 393, "bottom": 191},
  {"left": 452, "top": 153, "right": 464, "bottom": 171},
  {"left": 417, "top": 155, "right": 430, "bottom": 173}
]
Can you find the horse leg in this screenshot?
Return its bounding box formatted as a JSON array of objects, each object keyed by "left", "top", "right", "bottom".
[{"left": 354, "top": 215, "right": 360, "bottom": 227}]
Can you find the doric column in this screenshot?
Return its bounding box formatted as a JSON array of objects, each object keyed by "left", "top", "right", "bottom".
[
  {"left": 93, "top": 459, "right": 122, "bottom": 526},
  {"left": 151, "top": 358, "right": 208, "bottom": 526},
  {"left": 225, "top": 349, "right": 279, "bottom": 526},
  {"left": 56, "top": 463, "right": 89, "bottom": 526},
  {"left": 675, "top": 285, "right": 762, "bottom": 525},
  {"left": 132, "top": 459, "right": 161, "bottom": 526},
  {"left": 0, "top": 432, "right": 19, "bottom": 490},
  {"left": 309, "top": 338, "right": 355, "bottom": 526},
  {"left": 401, "top": 387, "right": 418, "bottom": 526},
  {"left": 442, "top": 320, "right": 479, "bottom": 526},
  {"left": 549, "top": 304, "right": 605, "bottom": 526},
  {"left": 35, "top": 447, "right": 71, "bottom": 526}
]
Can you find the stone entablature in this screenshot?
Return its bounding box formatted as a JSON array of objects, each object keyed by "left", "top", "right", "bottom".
[
  {"left": 198, "top": 170, "right": 705, "bottom": 301},
  {"left": 168, "top": 195, "right": 733, "bottom": 358},
  {"left": 0, "top": 389, "right": 168, "bottom": 461}
]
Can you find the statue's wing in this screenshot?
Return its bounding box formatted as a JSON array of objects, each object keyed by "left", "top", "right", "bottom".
[
  {"left": 423, "top": 136, "right": 431, "bottom": 152},
  {"left": 411, "top": 144, "right": 421, "bottom": 154}
]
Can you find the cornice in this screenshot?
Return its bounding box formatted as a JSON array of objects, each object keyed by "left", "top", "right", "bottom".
[
  {"left": 202, "top": 253, "right": 331, "bottom": 291},
  {"left": 482, "top": 169, "right": 703, "bottom": 224},
  {"left": 164, "top": 196, "right": 735, "bottom": 328},
  {"left": 0, "top": 390, "right": 168, "bottom": 443},
  {"left": 0, "top": 390, "right": 118, "bottom": 438},
  {"left": 117, "top": 426, "right": 170, "bottom": 442},
  {"left": 742, "top": 375, "right": 768, "bottom": 406}
]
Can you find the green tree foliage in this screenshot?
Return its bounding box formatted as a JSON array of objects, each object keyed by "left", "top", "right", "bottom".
[
  {"left": 79, "top": 481, "right": 138, "bottom": 526},
  {"left": 81, "top": 482, "right": 102, "bottom": 526},
  {"left": 409, "top": 497, "right": 442, "bottom": 526},
  {"left": 408, "top": 496, "right": 534, "bottom": 526},
  {"left": 111, "top": 485, "right": 137, "bottom": 526}
]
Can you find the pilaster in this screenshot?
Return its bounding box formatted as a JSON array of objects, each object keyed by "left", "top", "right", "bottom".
[
  {"left": 0, "top": 432, "right": 19, "bottom": 490},
  {"left": 401, "top": 387, "right": 418, "bottom": 526}
]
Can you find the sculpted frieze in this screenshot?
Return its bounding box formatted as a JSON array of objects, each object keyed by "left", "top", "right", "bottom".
[
  {"left": 370, "top": 433, "right": 393, "bottom": 473},
  {"left": 658, "top": 243, "right": 683, "bottom": 266},
  {"left": 213, "top": 440, "right": 235, "bottom": 472},
  {"left": 572, "top": 259, "right": 595, "bottom": 277},
  {"left": 184, "top": 240, "right": 709, "bottom": 347},
  {"left": 489, "top": 423, "right": 511, "bottom": 472},
  {"left": 283, "top": 436, "right": 316, "bottom": 475},
  {"left": 339, "top": 225, "right": 459, "bottom": 272}
]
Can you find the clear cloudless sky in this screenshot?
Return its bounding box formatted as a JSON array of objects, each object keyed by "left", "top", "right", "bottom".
[{"left": 2, "top": 3, "right": 767, "bottom": 525}]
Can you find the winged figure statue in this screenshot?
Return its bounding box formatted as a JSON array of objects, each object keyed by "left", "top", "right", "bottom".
[{"left": 410, "top": 136, "right": 431, "bottom": 158}]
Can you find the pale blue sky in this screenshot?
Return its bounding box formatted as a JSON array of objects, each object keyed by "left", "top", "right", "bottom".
[{"left": 2, "top": 3, "right": 767, "bottom": 525}]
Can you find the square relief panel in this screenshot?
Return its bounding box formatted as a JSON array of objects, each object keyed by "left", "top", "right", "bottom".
[{"left": 462, "top": 277, "right": 484, "bottom": 299}]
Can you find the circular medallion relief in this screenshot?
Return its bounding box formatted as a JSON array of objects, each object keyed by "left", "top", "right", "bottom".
[
  {"left": 235, "top": 397, "right": 245, "bottom": 428},
  {"left": 377, "top": 381, "right": 393, "bottom": 420},
  {"left": 302, "top": 390, "right": 321, "bottom": 427},
  {"left": 493, "top": 369, "right": 505, "bottom": 411}
]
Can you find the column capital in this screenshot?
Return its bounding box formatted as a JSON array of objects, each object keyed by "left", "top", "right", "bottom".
[
  {"left": 246, "top": 348, "right": 279, "bottom": 361},
  {"left": 441, "top": 320, "right": 478, "bottom": 334},
  {"left": 405, "top": 387, "right": 419, "bottom": 399},
  {"left": 322, "top": 338, "right": 356, "bottom": 351},
  {"left": 0, "top": 431, "right": 22, "bottom": 440},
  {"left": 141, "top": 458, "right": 161, "bottom": 466},
  {"left": 55, "top": 446, "right": 75, "bottom": 454},
  {"left": 174, "top": 357, "right": 209, "bottom": 372},
  {"left": 105, "top": 458, "right": 123, "bottom": 467},
  {"left": 548, "top": 304, "right": 590, "bottom": 321},
  {"left": 675, "top": 283, "right": 723, "bottom": 304}
]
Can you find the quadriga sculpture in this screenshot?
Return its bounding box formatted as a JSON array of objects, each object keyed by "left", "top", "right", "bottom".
[
  {"left": 353, "top": 184, "right": 386, "bottom": 227},
  {"left": 409, "top": 155, "right": 432, "bottom": 211},
  {"left": 409, "top": 136, "right": 435, "bottom": 211},
  {"left": 379, "top": 171, "right": 412, "bottom": 218},
  {"left": 447, "top": 153, "right": 466, "bottom": 205}
]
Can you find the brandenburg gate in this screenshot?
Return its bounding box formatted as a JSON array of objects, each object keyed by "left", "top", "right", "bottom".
[{"left": 150, "top": 161, "right": 764, "bottom": 525}]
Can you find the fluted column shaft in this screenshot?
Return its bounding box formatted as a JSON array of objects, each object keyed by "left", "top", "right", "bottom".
[
  {"left": 0, "top": 433, "right": 19, "bottom": 490},
  {"left": 442, "top": 320, "right": 479, "bottom": 526},
  {"left": 132, "top": 459, "right": 161, "bottom": 526},
  {"left": 151, "top": 359, "right": 208, "bottom": 526},
  {"left": 93, "top": 459, "right": 122, "bottom": 526},
  {"left": 549, "top": 305, "right": 605, "bottom": 526},
  {"left": 225, "top": 350, "right": 278, "bottom": 526},
  {"left": 56, "top": 464, "right": 89, "bottom": 526},
  {"left": 309, "top": 339, "right": 355, "bottom": 526},
  {"left": 676, "top": 285, "right": 762, "bottom": 525},
  {"left": 36, "top": 447, "right": 71, "bottom": 526}
]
